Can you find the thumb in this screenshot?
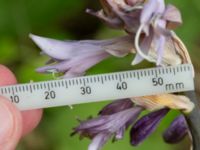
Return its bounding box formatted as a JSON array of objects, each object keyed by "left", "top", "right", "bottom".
[{"left": 0, "top": 97, "right": 22, "bottom": 150}]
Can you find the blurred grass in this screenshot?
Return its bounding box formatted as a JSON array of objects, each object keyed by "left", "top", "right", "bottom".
[{"left": 0, "top": 0, "right": 199, "bottom": 150}]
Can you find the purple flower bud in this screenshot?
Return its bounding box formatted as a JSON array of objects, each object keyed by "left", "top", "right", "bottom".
[
  {"left": 73, "top": 106, "right": 143, "bottom": 150},
  {"left": 130, "top": 108, "right": 169, "bottom": 146},
  {"left": 163, "top": 115, "right": 188, "bottom": 144},
  {"left": 99, "top": 99, "right": 134, "bottom": 115}
]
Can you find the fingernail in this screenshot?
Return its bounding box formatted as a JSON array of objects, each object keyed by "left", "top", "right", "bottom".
[{"left": 0, "top": 100, "right": 14, "bottom": 145}]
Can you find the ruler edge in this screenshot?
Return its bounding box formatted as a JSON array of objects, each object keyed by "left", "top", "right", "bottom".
[{"left": 0, "top": 64, "right": 194, "bottom": 90}]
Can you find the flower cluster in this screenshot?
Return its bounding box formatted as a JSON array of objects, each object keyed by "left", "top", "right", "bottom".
[{"left": 31, "top": 0, "right": 194, "bottom": 150}]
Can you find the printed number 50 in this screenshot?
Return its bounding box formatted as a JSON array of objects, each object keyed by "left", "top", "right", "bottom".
[{"left": 152, "top": 77, "right": 164, "bottom": 86}]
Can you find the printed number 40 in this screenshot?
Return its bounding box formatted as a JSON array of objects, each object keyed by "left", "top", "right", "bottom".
[{"left": 117, "top": 82, "right": 127, "bottom": 90}]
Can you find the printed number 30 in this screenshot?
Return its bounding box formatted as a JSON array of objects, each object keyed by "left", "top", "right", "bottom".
[{"left": 80, "top": 86, "right": 91, "bottom": 95}]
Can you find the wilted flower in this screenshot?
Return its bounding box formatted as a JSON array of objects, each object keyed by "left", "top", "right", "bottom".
[
  {"left": 31, "top": 0, "right": 195, "bottom": 150},
  {"left": 131, "top": 94, "right": 194, "bottom": 113},
  {"left": 134, "top": 0, "right": 183, "bottom": 65},
  {"left": 87, "top": 0, "right": 144, "bottom": 33},
  {"left": 87, "top": 0, "right": 191, "bottom": 66}
]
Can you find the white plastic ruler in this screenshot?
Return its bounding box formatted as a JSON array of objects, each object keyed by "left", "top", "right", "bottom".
[{"left": 0, "top": 64, "right": 194, "bottom": 110}]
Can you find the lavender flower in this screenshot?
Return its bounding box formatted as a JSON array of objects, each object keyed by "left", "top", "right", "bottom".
[
  {"left": 163, "top": 115, "right": 188, "bottom": 144},
  {"left": 30, "top": 34, "right": 133, "bottom": 78}
]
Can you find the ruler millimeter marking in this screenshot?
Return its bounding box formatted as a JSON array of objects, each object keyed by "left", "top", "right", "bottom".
[{"left": 0, "top": 64, "right": 194, "bottom": 110}]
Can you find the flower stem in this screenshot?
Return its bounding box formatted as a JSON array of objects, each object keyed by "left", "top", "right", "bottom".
[{"left": 184, "top": 91, "right": 200, "bottom": 150}]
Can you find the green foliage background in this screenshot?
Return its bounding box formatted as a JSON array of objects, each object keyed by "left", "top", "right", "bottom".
[{"left": 0, "top": 0, "right": 199, "bottom": 150}]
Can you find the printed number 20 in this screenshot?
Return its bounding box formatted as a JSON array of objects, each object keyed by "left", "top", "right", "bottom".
[{"left": 45, "top": 91, "right": 56, "bottom": 100}]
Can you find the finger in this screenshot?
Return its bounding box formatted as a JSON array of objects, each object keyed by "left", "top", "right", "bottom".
[
  {"left": 0, "top": 65, "right": 17, "bottom": 85},
  {"left": 0, "top": 65, "right": 43, "bottom": 137},
  {"left": 0, "top": 97, "right": 22, "bottom": 150},
  {"left": 0, "top": 65, "right": 22, "bottom": 149},
  {"left": 21, "top": 109, "right": 43, "bottom": 136}
]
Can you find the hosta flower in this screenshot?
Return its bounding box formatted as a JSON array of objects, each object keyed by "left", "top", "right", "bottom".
[
  {"left": 30, "top": 34, "right": 133, "bottom": 78},
  {"left": 72, "top": 99, "right": 143, "bottom": 150},
  {"left": 134, "top": 0, "right": 183, "bottom": 65},
  {"left": 31, "top": 0, "right": 195, "bottom": 150},
  {"left": 30, "top": 33, "right": 184, "bottom": 78}
]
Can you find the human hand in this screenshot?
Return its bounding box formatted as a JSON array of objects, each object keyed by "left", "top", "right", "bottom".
[{"left": 0, "top": 65, "right": 43, "bottom": 150}]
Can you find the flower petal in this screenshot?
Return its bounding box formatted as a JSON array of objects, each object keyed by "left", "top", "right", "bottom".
[
  {"left": 99, "top": 99, "right": 134, "bottom": 115},
  {"left": 163, "top": 115, "right": 188, "bottom": 144},
  {"left": 148, "top": 37, "right": 182, "bottom": 65},
  {"left": 132, "top": 31, "right": 153, "bottom": 65},
  {"left": 104, "top": 36, "right": 135, "bottom": 57},
  {"left": 73, "top": 107, "right": 143, "bottom": 142},
  {"left": 131, "top": 94, "right": 194, "bottom": 113},
  {"left": 163, "top": 4, "right": 182, "bottom": 29},
  {"left": 89, "top": 133, "right": 111, "bottom": 150},
  {"left": 36, "top": 60, "right": 70, "bottom": 73},
  {"left": 30, "top": 34, "right": 110, "bottom": 60},
  {"left": 115, "top": 126, "right": 126, "bottom": 140},
  {"left": 62, "top": 53, "right": 109, "bottom": 78},
  {"left": 154, "top": 35, "right": 166, "bottom": 65},
  {"left": 30, "top": 34, "right": 76, "bottom": 60},
  {"left": 102, "top": 0, "right": 141, "bottom": 33},
  {"left": 140, "top": 0, "right": 159, "bottom": 24},
  {"left": 125, "top": 0, "right": 144, "bottom": 6},
  {"left": 93, "top": 107, "right": 142, "bottom": 132},
  {"left": 86, "top": 9, "right": 123, "bottom": 29},
  {"left": 170, "top": 32, "right": 192, "bottom": 64},
  {"left": 130, "top": 108, "right": 169, "bottom": 146}
]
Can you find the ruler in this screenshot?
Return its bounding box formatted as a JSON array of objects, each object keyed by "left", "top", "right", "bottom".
[{"left": 0, "top": 64, "right": 194, "bottom": 110}]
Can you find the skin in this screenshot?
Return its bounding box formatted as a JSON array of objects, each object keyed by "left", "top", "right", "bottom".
[{"left": 0, "top": 65, "right": 43, "bottom": 150}]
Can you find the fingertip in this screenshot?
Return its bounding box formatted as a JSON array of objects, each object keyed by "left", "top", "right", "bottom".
[
  {"left": 0, "top": 96, "right": 22, "bottom": 149},
  {"left": 0, "top": 65, "right": 17, "bottom": 85},
  {"left": 21, "top": 109, "right": 43, "bottom": 136}
]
